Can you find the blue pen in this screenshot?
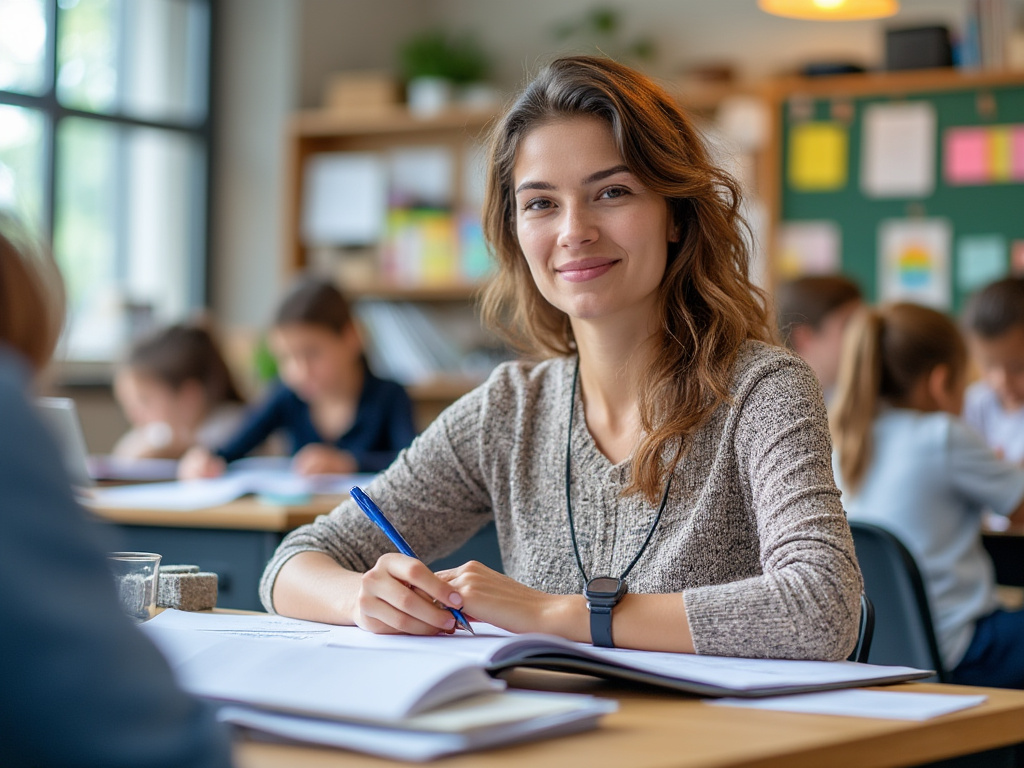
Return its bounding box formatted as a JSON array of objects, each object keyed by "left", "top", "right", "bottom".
[{"left": 350, "top": 486, "right": 474, "bottom": 634}]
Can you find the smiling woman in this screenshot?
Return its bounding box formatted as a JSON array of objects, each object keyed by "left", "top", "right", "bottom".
[{"left": 261, "top": 56, "right": 862, "bottom": 663}]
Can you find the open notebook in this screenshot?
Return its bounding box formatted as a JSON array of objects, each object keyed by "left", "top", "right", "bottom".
[
  {"left": 142, "top": 612, "right": 615, "bottom": 760},
  {"left": 146, "top": 610, "right": 932, "bottom": 702}
]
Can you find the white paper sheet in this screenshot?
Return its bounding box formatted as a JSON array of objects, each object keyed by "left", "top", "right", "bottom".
[
  {"left": 709, "top": 689, "right": 987, "bottom": 720},
  {"left": 86, "top": 470, "right": 375, "bottom": 511},
  {"left": 861, "top": 102, "right": 936, "bottom": 198},
  {"left": 301, "top": 152, "right": 388, "bottom": 246},
  {"left": 141, "top": 624, "right": 504, "bottom": 722},
  {"left": 220, "top": 691, "right": 615, "bottom": 762}
]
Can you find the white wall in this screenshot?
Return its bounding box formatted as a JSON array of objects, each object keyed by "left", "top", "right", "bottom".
[{"left": 212, "top": 0, "right": 300, "bottom": 329}]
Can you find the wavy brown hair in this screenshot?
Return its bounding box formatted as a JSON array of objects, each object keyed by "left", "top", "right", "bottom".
[
  {"left": 480, "top": 56, "right": 773, "bottom": 503},
  {"left": 0, "top": 214, "right": 65, "bottom": 371},
  {"left": 830, "top": 302, "right": 967, "bottom": 493}
]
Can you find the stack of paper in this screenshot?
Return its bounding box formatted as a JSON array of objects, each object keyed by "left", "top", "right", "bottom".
[{"left": 141, "top": 612, "right": 615, "bottom": 760}]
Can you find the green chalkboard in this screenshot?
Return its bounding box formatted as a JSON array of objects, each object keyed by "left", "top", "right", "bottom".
[{"left": 779, "top": 77, "right": 1024, "bottom": 312}]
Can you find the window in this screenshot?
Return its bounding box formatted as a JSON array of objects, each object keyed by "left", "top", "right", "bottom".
[{"left": 0, "top": 0, "right": 212, "bottom": 361}]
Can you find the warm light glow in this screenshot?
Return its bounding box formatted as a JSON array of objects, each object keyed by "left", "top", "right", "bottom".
[{"left": 758, "top": 0, "right": 899, "bottom": 20}]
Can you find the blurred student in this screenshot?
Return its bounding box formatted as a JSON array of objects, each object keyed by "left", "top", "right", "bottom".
[
  {"left": 776, "top": 275, "right": 862, "bottom": 400},
  {"left": 113, "top": 323, "right": 246, "bottom": 460},
  {"left": 831, "top": 302, "right": 1024, "bottom": 688},
  {"left": 0, "top": 216, "right": 233, "bottom": 767},
  {"left": 180, "top": 277, "right": 416, "bottom": 479},
  {"left": 962, "top": 277, "right": 1024, "bottom": 464}
]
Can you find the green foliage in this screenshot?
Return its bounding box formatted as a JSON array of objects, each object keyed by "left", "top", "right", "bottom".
[
  {"left": 397, "top": 30, "right": 491, "bottom": 84},
  {"left": 552, "top": 6, "right": 656, "bottom": 63},
  {"left": 252, "top": 335, "right": 278, "bottom": 383}
]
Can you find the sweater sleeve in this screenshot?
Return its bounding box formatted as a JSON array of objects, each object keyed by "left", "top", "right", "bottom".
[
  {"left": 683, "top": 354, "right": 863, "bottom": 661},
  {"left": 214, "top": 384, "right": 289, "bottom": 462},
  {"left": 260, "top": 384, "right": 493, "bottom": 612}
]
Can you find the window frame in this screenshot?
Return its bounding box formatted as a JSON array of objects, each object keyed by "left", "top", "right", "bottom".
[{"left": 0, "top": 0, "right": 216, "bottom": 369}]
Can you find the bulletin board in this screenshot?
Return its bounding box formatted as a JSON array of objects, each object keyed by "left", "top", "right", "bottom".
[{"left": 778, "top": 73, "right": 1024, "bottom": 312}]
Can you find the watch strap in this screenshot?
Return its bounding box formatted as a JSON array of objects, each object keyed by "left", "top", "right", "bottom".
[{"left": 588, "top": 602, "right": 615, "bottom": 648}]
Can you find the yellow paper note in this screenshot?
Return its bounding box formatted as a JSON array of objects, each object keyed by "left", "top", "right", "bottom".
[
  {"left": 989, "top": 126, "right": 1012, "bottom": 182},
  {"left": 789, "top": 122, "right": 848, "bottom": 191}
]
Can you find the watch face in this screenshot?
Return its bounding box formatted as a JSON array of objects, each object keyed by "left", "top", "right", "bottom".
[{"left": 586, "top": 577, "right": 626, "bottom": 599}]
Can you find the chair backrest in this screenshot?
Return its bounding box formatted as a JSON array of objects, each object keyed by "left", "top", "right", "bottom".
[
  {"left": 847, "top": 593, "right": 874, "bottom": 664},
  {"left": 848, "top": 520, "right": 946, "bottom": 681}
]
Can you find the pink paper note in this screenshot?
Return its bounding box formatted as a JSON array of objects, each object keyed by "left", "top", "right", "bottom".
[
  {"left": 945, "top": 128, "right": 990, "bottom": 185},
  {"left": 1012, "top": 127, "right": 1024, "bottom": 182}
]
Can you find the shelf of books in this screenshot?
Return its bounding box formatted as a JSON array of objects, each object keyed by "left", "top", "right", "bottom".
[{"left": 284, "top": 105, "right": 506, "bottom": 425}]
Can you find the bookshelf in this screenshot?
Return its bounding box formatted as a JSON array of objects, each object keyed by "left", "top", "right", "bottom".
[
  {"left": 283, "top": 106, "right": 497, "bottom": 275},
  {"left": 283, "top": 106, "right": 502, "bottom": 428}
]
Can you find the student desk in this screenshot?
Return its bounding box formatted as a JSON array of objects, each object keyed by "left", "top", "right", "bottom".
[
  {"left": 231, "top": 670, "right": 1024, "bottom": 768},
  {"left": 89, "top": 499, "right": 504, "bottom": 611},
  {"left": 89, "top": 497, "right": 333, "bottom": 611}
]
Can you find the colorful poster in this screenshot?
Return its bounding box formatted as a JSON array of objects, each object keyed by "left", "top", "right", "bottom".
[
  {"left": 860, "top": 102, "right": 936, "bottom": 198},
  {"left": 956, "top": 235, "right": 1007, "bottom": 293},
  {"left": 878, "top": 219, "right": 952, "bottom": 309},
  {"left": 788, "top": 122, "right": 847, "bottom": 191},
  {"left": 777, "top": 221, "right": 841, "bottom": 277},
  {"left": 945, "top": 124, "right": 1024, "bottom": 185}
]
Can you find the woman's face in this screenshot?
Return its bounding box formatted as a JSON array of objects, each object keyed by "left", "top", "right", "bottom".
[{"left": 512, "top": 116, "right": 676, "bottom": 327}]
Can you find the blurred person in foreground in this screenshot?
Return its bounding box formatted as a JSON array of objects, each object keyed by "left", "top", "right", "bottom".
[{"left": 0, "top": 214, "right": 234, "bottom": 768}]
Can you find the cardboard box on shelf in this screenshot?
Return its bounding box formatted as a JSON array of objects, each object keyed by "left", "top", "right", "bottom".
[{"left": 324, "top": 70, "right": 401, "bottom": 113}]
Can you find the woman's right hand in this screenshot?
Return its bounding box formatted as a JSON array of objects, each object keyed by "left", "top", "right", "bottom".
[
  {"left": 177, "top": 446, "right": 226, "bottom": 480},
  {"left": 354, "top": 553, "right": 466, "bottom": 635}
]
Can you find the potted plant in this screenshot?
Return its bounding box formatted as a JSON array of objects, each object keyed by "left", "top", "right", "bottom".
[{"left": 398, "top": 30, "right": 491, "bottom": 115}]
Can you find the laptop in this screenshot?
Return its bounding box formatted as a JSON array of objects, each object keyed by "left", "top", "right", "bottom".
[{"left": 36, "top": 396, "right": 94, "bottom": 489}]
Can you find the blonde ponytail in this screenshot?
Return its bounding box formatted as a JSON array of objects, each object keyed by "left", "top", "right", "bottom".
[
  {"left": 830, "top": 302, "right": 967, "bottom": 494},
  {"left": 830, "top": 308, "right": 883, "bottom": 493}
]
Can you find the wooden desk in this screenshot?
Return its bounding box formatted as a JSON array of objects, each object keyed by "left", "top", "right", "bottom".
[
  {"left": 90, "top": 497, "right": 335, "bottom": 611},
  {"left": 233, "top": 670, "right": 1024, "bottom": 768},
  {"left": 90, "top": 498, "right": 505, "bottom": 611}
]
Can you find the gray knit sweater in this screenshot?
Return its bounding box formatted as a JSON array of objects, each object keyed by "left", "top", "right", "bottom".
[{"left": 260, "top": 341, "right": 863, "bottom": 660}]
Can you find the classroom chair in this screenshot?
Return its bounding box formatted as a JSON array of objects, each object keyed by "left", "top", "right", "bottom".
[
  {"left": 848, "top": 592, "right": 874, "bottom": 664},
  {"left": 849, "top": 520, "right": 947, "bottom": 682}
]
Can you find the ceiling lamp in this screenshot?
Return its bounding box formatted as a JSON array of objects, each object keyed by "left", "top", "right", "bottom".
[{"left": 758, "top": 0, "right": 900, "bottom": 21}]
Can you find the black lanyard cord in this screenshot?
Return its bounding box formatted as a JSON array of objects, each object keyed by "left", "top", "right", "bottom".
[{"left": 565, "top": 358, "right": 672, "bottom": 584}]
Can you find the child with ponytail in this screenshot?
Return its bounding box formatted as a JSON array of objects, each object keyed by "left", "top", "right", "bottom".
[{"left": 831, "top": 302, "right": 1024, "bottom": 688}]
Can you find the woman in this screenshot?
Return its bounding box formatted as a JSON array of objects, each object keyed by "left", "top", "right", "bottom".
[{"left": 261, "top": 56, "right": 862, "bottom": 660}]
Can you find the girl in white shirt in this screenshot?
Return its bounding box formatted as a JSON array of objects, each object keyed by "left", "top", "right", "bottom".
[
  {"left": 113, "top": 323, "right": 246, "bottom": 460},
  {"left": 831, "top": 302, "right": 1024, "bottom": 687}
]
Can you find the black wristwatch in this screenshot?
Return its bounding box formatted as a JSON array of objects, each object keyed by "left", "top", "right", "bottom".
[{"left": 584, "top": 576, "right": 628, "bottom": 648}]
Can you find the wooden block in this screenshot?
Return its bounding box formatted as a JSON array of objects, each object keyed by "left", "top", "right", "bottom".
[{"left": 325, "top": 70, "right": 400, "bottom": 113}]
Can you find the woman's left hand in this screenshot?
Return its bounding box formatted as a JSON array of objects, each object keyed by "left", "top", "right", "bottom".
[
  {"left": 435, "top": 561, "right": 579, "bottom": 637},
  {"left": 292, "top": 444, "right": 358, "bottom": 475}
]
